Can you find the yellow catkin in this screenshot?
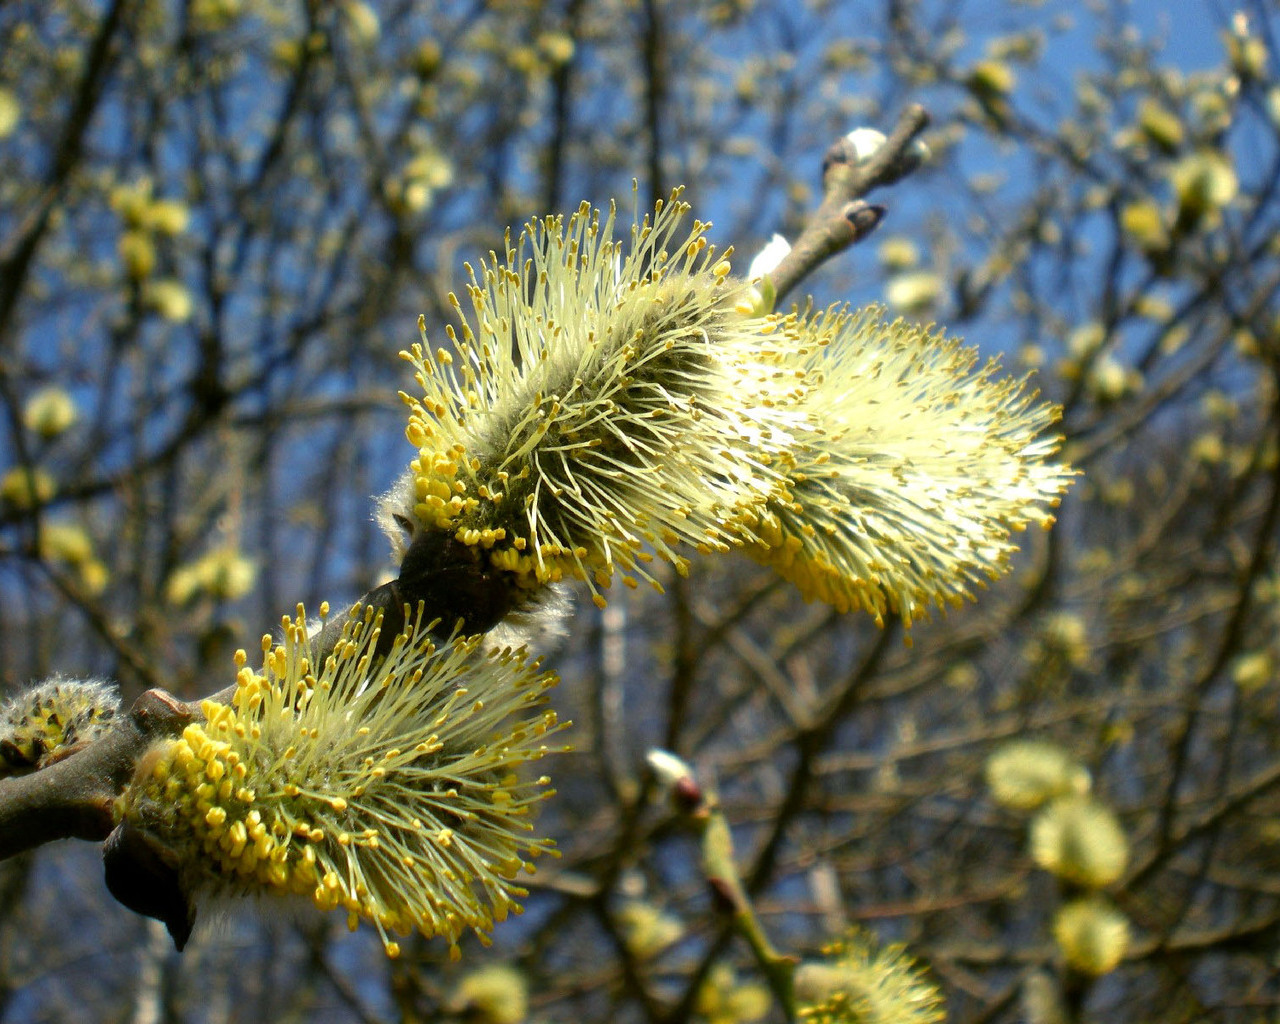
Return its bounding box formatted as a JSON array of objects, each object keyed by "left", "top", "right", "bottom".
[{"left": 119, "top": 604, "right": 569, "bottom": 956}]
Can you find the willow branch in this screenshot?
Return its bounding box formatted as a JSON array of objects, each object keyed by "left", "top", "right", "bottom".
[{"left": 769, "top": 104, "right": 930, "bottom": 307}]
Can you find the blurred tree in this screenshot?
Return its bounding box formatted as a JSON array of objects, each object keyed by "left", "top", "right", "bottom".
[{"left": 2, "top": 0, "right": 1279, "bottom": 1022}]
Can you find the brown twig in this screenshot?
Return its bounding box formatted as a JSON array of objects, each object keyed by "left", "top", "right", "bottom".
[{"left": 769, "top": 104, "right": 930, "bottom": 307}]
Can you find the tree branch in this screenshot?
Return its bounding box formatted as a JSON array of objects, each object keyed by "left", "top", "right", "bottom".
[{"left": 769, "top": 104, "right": 930, "bottom": 306}]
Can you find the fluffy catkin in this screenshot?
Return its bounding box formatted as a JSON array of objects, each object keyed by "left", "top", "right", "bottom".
[
  {"left": 0, "top": 676, "right": 119, "bottom": 775},
  {"left": 390, "top": 189, "right": 814, "bottom": 610},
  {"left": 740, "top": 306, "right": 1073, "bottom": 630},
  {"left": 119, "top": 604, "right": 566, "bottom": 958}
]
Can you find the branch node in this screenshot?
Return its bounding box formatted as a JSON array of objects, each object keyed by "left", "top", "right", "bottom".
[
  {"left": 844, "top": 202, "right": 887, "bottom": 242},
  {"left": 130, "top": 689, "right": 194, "bottom": 737}
]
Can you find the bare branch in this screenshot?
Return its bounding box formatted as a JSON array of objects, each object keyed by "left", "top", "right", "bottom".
[{"left": 769, "top": 104, "right": 930, "bottom": 306}]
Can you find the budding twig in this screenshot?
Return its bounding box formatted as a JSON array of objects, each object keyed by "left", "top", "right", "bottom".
[
  {"left": 769, "top": 104, "right": 931, "bottom": 307},
  {"left": 651, "top": 750, "right": 799, "bottom": 1019}
]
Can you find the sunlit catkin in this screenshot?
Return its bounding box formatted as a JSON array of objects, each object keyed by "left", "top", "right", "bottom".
[
  {"left": 985, "top": 739, "right": 1092, "bottom": 811},
  {"left": 119, "top": 604, "right": 565, "bottom": 958},
  {"left": 394, "top": 188, "right": 812, "bottom": 609},
  {"left": 1030, "top": 794, "right": 1129, "bottom": 888},
  {"left": 1053, "top": 896, "right": 1131, "bottom": 975},
  {"left": 741, "top": 306, "right": 1073, "bottom": 631}
]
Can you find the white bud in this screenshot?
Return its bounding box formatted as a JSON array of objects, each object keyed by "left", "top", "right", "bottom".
[
  {"left": 844, "top": 127, "right": 888, "bottom": 162},
  {"left": 747, "top": 234, "right": 791, "bottom": 282},
  {"left": 646, "top": 748, "right": 693, "bottom": 789},
  {"left": 845, "top": 126, "right": 931, "bottom": 177}
]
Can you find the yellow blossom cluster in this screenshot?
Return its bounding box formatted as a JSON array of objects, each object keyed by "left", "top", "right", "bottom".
[
  {"left": 739, "top": 307, "right": 1069, "bottom": 630},
  {"left": 391, "top": 190, "right": 1072, "bottom": 633},
  {"left": 795, "top": 930, "right": 945, "bottom": 1024},
  {"left": 119, "top": 604, "right": 566, "bottom": 958},
  {"left": 398, "top": 192, "right": 817, "bottom": 609}
]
